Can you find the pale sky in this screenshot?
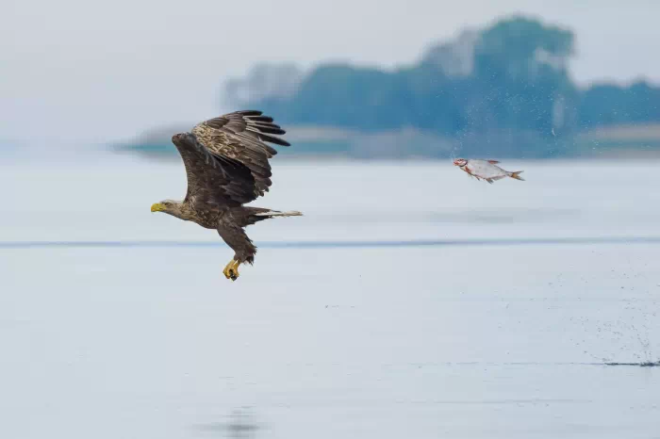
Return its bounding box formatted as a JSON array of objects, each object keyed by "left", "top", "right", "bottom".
[{"left": 2, "top": 0, "right": 659, "bottom": 145}]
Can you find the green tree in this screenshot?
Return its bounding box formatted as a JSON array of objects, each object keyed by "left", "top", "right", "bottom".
[
  {"left": 471, "top": 16, "right": 577, "bottom": 135},
  {"left": 579, "top": 81, "right": 660, "bottom": 128}
]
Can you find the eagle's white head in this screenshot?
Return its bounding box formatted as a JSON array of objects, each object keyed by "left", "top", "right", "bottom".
[{"left": 150, "top": 199, "right": 191, "bottom": 221}]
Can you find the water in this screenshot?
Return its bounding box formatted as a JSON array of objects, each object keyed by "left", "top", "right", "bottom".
[{"left": 1, "top": 153, "right": 659, "bottom": 438}]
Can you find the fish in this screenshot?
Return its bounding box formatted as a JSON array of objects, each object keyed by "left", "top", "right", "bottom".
[{"left": 453, "top": 158, "right": 524, "bottom": 184}]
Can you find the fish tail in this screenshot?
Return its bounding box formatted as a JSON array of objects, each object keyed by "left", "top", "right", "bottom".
[{"left": 509, "top": 171, "right": 525, "bottom": 181}]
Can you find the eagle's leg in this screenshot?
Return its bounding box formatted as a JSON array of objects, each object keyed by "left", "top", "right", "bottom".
[
  {"left": 217, "top": 220, "right": 255, "bottom": 282},
  {"left": 222, "top": 259, "right": 241, "bottom": 281}
]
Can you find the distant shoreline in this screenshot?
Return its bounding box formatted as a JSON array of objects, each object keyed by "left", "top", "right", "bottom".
[{"left": 111, "top": 122, "right": 660, "bottom": 161}]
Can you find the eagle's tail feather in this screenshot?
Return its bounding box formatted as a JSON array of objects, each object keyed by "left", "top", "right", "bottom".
[{"left": 254, "top": 210, "right": 303, "bottom": 218}]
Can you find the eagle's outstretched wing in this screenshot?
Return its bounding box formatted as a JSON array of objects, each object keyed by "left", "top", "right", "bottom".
[
  {"left": 193, "top": 110, "right": 289, "bottom": 196},
  {"left": 171, "top": 111, "right": 290, "bottom": 209}
]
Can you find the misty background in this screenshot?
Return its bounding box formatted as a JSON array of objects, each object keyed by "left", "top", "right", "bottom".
[{"left": 3, "top": 0, "right": 660, "bottom": 156}]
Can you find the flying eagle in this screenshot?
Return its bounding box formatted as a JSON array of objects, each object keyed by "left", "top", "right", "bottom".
[{"left": 150, "top": 110, "right": 301, "bottom": 281}]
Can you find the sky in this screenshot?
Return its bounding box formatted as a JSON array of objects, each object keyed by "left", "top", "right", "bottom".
[{"left": 2, "top": 0, "right": 660, "bottom": 145}]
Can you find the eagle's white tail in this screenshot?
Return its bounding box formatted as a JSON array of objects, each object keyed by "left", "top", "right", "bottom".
[{"left": 254, "top": 210, "right": 303, "bottom": 218}]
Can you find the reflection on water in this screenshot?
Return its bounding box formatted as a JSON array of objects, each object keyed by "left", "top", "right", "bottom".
[
  {"left": 605, "top": 361, "right": 660, "bottom": 367},
  {"left": 197, "top": 408, "right": 261, "bottom": 438}
]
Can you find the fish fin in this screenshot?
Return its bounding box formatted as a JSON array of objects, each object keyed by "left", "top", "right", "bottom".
[
  {"left": 486, "top": 178, "right": 494, "bottom": 184},
  {"left": 509, "top": 171, "right": 525, "bottom": 181},
  {"left": 488, "top": 160, "right": 500, "bottom": 164}
]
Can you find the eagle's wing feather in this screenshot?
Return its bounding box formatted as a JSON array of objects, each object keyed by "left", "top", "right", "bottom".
[
  {"left": 172, "top": 111, "right": 290, "bottom": 209},
  {"left": 191, "top": 110, "right": 290, "bottom": 199},
  {"left": 172, "top": 133, "right": 256, "bottom": 209}
]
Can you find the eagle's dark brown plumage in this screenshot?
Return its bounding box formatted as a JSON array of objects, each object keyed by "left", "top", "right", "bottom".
[{"left": 151, "top": 110, "right": 301, "bottom": 281}]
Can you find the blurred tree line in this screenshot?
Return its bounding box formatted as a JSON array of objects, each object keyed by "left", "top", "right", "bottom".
[{"left": 224, "top": 16, "right": 660, "bottom": 157}]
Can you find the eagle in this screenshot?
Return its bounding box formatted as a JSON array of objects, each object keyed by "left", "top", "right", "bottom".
[{"left": 150, "top": 110, "right": 301, "bottom": 281}]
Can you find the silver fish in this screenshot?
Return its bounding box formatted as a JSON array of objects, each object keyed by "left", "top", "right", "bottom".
[{"left": 453, "top": 158, "right": 524, "bottom": 184}]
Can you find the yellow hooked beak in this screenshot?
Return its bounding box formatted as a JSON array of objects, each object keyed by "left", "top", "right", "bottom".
[{"left": 151, "top": 203, "right": 165, "bottom": 213}]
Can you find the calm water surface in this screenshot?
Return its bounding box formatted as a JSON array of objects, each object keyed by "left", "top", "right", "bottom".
[{"left": 1, "top": 153, "right": 659, "bottom": 438}]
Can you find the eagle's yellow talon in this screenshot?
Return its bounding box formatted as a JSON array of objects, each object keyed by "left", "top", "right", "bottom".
[
  {"left": 222, "top": 260, "right": 234, "bottom": 280},
  {"left": 223, "top": 260, "right": 241, "bottom": 281}
]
